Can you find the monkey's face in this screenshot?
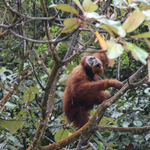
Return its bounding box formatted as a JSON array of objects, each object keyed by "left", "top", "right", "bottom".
[
  {"left": 86, "top": 56, "right": 101, "bottom": 68},
  {"left": 86, "top": 56, "right": 103, "bottom": 75}
]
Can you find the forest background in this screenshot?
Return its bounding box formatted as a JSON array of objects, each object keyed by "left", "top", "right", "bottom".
[{"left": 0, "top": 0, "right": 150, "bottom": 149}]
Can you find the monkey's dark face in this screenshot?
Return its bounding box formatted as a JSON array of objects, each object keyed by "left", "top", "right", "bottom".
[
  {"left": 86, "top": 56, "right": 101, "bottom": 68},
  {"left": 85, "top": 56, "right": 103, "bottom": 76}
]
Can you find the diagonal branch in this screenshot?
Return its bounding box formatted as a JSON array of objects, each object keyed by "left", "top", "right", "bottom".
[
  {"left": 0, "top": 73, "right": 27, "bottom": 111},
  {"left": 0, "top": 14, "right": 18, "bottom": 39}
]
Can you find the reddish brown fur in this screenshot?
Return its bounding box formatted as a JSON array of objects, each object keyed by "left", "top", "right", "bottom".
[{"left": 63, "top": 52, "right": 123, "bottom": 129}]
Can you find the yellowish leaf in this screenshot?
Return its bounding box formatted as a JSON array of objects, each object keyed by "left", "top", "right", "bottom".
[
  {"left": 62, "top": 18, "right": 80, "bottom": 33},
  {"left": 73, "top": 0, "right": 85, "bottom": 13},
  {"left": 49, "top": 4, "right": 78, "bottom": 14},
  {"left": 95, "top": 31, "right": 108, "bottom": 50},
  {"left": 132, "top": 32, "right": 150, "bottom": 38},
  {"left": 100, "top": 24, "right": 115, "bottom": 38},
  {"left": 122, "top": 10, "right": 145, "bottom": 33},
  {"left": 82, "top": 0, "right": 98, "bottom": 12}
]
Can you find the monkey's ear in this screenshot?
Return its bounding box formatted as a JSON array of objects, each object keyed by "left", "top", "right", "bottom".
[{"left": 108, "top": 58, "right": 115, "bottom": 67}]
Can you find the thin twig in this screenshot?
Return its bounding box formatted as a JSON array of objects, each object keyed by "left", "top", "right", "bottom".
[
  {"left": 29, "top": 52, "right": 46, "bottom": 91},
  {"left": 35, "top": 94, "right": 43, "bottom": 109},
  {"left": 88, "top": 141, "right": 97, "bottom": 150}
]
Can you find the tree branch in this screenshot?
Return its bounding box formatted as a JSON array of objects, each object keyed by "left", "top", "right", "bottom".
[
  {"left": 99, "top": 0, "right": 112, "bottom": 14},
  {"left": 95, "top": 125, "right": 150, "bottom": 133},
  {"left": 28, "top": 44, "right": 50, "bottom": 76},
  {"left": 8, "top": 28, "right": 78, "bottom": 44},
  {"left": 3, "top": 0, "right": 58, "bottom": 21},
  {"left": 0, "top": 73, "right": 27, "bottom": 110}
]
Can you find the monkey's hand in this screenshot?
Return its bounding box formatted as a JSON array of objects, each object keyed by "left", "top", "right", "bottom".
[{"left": 110, "top": 79, "right": 123, "bottom": 90}]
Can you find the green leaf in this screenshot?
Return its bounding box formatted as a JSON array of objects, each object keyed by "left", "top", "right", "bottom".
[
  {"left": 0, "top": 67, "right": 6, "bottom": 73},
  {"left": 89, "top": 110, "right": 95, "bottom": 115},
  {"left": 7, "top": 145, "right": 18, "bottom": 150},
  {"left": 129, "top": 3, "right": 139, "bottom": 9},
  {"left": 97, "top": 145, "right": 103, "bottom": 150},
  {"left": 5, "top": 102, "right": 17, "bottom": 109},
  {"left": 22, "top": 1, "right": 26, "bottom": 10},
  {"left": 62, "top": 18, "right": 80, "bottom": 33},
  {"left": 96, "top": 131, "right": 108, "bottom": 145},
  {"left": 143, "top": 10, "right": 150, "bottom": 20},
  {"left": 113, "top": 0, "right": 126, "bottom": 6},
  {"left": 58, "top": 74, "right": 70, "bottom": 85},
  {"left": 124, "top": 103, "right": 130, "bottom": 109},
  {"left": 134, "top": 135, "right": 144, "bottom": 144},
  {"left": 107, "top": 41, "right": 124, "bottom": 59},
  {"left": 133, "top": 121, "right": 143, "bottom": 127},
  {"left": 132, "top": 32, "right": 150, "bottom": 38},
  {"left": 23, "top": 86, "right": 39, "bottom": 102},
  {"left": 92, "top": 136, "right": 103, "bottom": 148},
  {"left": 100, "top": 116, "right": 117, "bottom": 126},
  {"left": 104, "top": 117, "right": 117, "bottom": 126},
  {"left": 55, "top": 91, "right": 63, "bottom": 97},
  {"left": 100, "top": 19, "right": 126, "bottom": 37},
  {"left": 99, "top": 117, "right": 109, "bottom": 126},
  {"left": 107, "top": 143, "right": 117, "bottom": 147},
  {"left": 49, "top": 4, "right": 78, "bottom": 14},
  {"left": 0, "top": 120, "right": 25, "bottom": 134},
  {"left": 122, "top": 10, "right": 145, "bottom": 33},
  {"left": 86, "top": 12, "right": 105, "bottom": 20},
  {"left": 112, "top": 5, "right": 128, "bottom": 9},
  {"left": 132, "top": 107, "right": 144, "bottom": 111},
  {"left": 125, "top": 42, "right": 148, "bottom": 64},
  {"left": 66, "top": 64, "right": 74, "bottom": 71},
  {"left": 111, "top": 112, "right": 123, "bottom": 118},
  {"left": 145, "top": 134, "right": 150, "bottom": 141},
  {"left": 123, "top": 140, "right": 130, "bottom": 146},
  {"left": 144, "top": 87, "right": 150, "bottom": 95},
  {"left": 122, "top": 121, "right": 130, "bottom": 127},
  {"left": 132, "top": 0, "right": 150, "bottom": 5},
  {"left": 73, "top": 0, "right": 84, "bottom": 13},
  {"left": 54, "top": 128, "right": 69, "bottom": 142},
  {"left": 95, "top": 131, "right": 116, "bottom": 148},
  {"left": 111, "top": 0, "right": 128, "bottom": 9},
  {"left": 82, "top": 0, "right": 98, "bottom": 12},
  {"left": 100, "top": 24, "right": 115, "bottom": 37}
]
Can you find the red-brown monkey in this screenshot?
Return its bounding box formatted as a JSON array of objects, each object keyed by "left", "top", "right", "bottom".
[{"left": 63, "top": 51, "right": 123, "bottom": 129}]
